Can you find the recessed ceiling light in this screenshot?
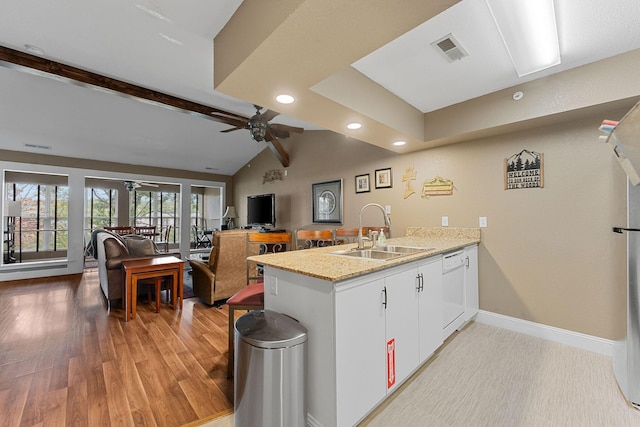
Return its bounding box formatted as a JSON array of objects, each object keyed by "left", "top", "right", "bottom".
[
  {"left": 347, "top": 122, "right": 362, "bottom": 130},
  {"left": 393, "top": 141, "right": 406, "bottom": 146},
  {"left": 276, "top": 94, "right": 295, "bottom": 104}
]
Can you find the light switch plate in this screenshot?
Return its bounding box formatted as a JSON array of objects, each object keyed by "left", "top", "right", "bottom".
[
  {"left": 442, "top": 216, "right": 449, "bottom": 226},
  {"left": 479, "top": 216, "right": 488, "bottom": 228}
]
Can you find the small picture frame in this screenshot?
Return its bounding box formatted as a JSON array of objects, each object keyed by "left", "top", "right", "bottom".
[
  {"left": 355, "top": 173, "right": 370, "bottom": 193},
  {"left": 312, "top": 179, "right": 343, "bottom": 223},
  {"left": 375, "top": 168, "right": 392, "bottom": 189}
]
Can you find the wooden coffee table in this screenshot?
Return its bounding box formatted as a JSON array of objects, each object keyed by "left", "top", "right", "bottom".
[{"left": 121, "top": 256, "right": 184, "bottom": 321}]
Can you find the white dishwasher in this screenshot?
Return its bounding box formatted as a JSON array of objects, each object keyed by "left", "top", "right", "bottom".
[{"left": 442, "top": 250, "right": 465, "bottom": 331}]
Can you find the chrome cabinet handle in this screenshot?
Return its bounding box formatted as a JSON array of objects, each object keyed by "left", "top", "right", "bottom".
[{"left": 382, "top": 287, "right": 387, "bottom": 309}]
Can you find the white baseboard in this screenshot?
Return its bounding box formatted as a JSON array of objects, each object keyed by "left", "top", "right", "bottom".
[{"left": 475, "top": 310, "right": 615, "bottom": 357}]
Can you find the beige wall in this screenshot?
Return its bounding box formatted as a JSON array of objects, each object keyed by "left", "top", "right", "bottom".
[{"left": 233, "top": 109, "right": 629, "bottom": 340}]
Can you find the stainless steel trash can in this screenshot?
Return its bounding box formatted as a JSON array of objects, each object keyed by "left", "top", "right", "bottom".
[{"left": 234, "top": 309, "right": 308, "bottom": 427}]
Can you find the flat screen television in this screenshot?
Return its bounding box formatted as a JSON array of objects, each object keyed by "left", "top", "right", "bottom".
[{"left": 247, "top": 193, "right": 276, "bottom": 229}]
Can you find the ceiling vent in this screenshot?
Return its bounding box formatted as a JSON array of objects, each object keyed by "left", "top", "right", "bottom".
[
  {"left": 431, "top": 33, "right": 468, "bottom": 62},
  {"left": 24, "top": 143, "right": 52, "bottom": 150}
]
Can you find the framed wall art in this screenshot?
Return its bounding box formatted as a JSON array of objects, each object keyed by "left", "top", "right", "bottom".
[
  {"left": 312, "top": 179, "right": 343, "bottom": 223},
  {"left": 355, "top": 173, "right": 370, "bottom": 193},
  {"left": 375, "top": 168, "right": 392, "bottom": 189},
  {"left": 504, "top": 150, "right": 544, "bottom": 190}
]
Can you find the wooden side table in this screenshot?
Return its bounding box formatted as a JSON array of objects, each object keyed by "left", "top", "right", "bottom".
[{"left": 121, "top": 256, "right": 184, "bottom": 321}]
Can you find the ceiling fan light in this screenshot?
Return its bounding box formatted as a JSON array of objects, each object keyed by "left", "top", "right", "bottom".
[
  {"left": 485, "top": 0, "right": 560, "bottom": 77},
  {"left": 249, "top": 118, "right": 267, "bottom": 141},
  {"left": 276, "top": 94, "right": 295, "bottom": 104}
]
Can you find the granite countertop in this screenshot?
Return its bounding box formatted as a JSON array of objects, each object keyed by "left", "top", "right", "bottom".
[{"left": 248, "top": 227, "right": 481, "bottom": 282}]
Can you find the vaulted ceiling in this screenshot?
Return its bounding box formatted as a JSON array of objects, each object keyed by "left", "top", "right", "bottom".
[{"left": 1, "top": 0, "right": 639, "bottom": 175}]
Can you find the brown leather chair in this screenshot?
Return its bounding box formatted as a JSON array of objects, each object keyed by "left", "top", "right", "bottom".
[
  {"left": 95, "top": 230, "right": 169, "bottom": 304},
  {"left": 188, "top": 229, "right": 258, "bottom": 306}
]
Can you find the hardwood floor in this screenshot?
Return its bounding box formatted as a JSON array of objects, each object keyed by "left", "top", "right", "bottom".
[{"left": 0, "top": 268, "right": 235, "bottom": 427}]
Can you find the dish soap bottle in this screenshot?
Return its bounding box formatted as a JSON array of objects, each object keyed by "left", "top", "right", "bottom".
[{"left": 378, "top": 228, "right": 387, "bottom": 247}]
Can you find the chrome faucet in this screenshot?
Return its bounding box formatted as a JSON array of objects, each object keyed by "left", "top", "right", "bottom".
[{"left": 357, "top": 203, "right": 392, "bottom": 249}]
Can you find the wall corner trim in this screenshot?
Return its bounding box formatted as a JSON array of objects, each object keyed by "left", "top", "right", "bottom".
[{"left": 475, "top": 310, "right": 614, "bottom": 357}]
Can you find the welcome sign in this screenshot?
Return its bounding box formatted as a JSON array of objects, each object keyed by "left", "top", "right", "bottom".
[{"left": 505, "top": 150, "right": 544, "bottom": 190}]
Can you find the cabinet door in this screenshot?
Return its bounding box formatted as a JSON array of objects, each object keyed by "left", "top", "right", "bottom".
[
  {"left": 335, "top": 278, "right": 386, "bottom": 426},
  {"left": 384, "top": 268, "right": 420, "bottom": 392},
  {"left": 418, "top": 257, "right": 443, "bottom": 363},
  {"left": 464, "top": 245, "right": 479, "bottom": 321}
]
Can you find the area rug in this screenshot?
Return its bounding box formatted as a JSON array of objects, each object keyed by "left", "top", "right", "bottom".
[{"left": 183, "top": 269, "right": 195, "bottom": 299}]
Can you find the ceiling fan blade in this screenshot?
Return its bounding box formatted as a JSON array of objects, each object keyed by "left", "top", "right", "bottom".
[
  {"left": 260, "top": 109, "right": 280, "bottom": 122},
  {"left": 269, "top": 126, "right": 290, "bottom": 139},
  {"left": 264, "top": 129, "right": 290, "bottom": 167},
  {"left": 221, "top": 126, "right": 244, "bottom": 133},
  {"left": 270, "top": 123, "right": 304, "bottom": 135}
]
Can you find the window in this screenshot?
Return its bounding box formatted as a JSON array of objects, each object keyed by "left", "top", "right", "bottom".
[
  {"left": 4, "top": 171, "right": 69, "bottom": 263},
  {"left": 85, "top": 187, "right": 118, "bottom": 231},
  {"left": 131, "top": 189, "right": 179, "bottom": 243}
]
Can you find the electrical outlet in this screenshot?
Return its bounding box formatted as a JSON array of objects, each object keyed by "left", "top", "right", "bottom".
[
  {"left": 442, "top": 216, "right": 449, "bottom": 226},
  {"left": 479, "top": 216, "right": 488, "bottom": 228},
  {"left": 385, "top": 205, "right": 391, "bottom": 214},
  {"left": 268, "top": 277, "right": 278, "bottom": 296}
]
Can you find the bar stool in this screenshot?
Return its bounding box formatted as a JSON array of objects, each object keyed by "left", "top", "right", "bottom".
[
  {"left": 295, "top": 229, "right": 336, "bottom": 249},
  {"left": 226, "top": 283, "right": 265, "bottom": 378}
]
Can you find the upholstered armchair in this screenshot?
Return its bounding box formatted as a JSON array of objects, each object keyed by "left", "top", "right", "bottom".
[{"left": 189, "top": 229, "right": 258, "bottom": 305}]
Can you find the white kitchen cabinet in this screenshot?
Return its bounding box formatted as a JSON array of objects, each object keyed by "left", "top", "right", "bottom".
[
  {"left": 418, "top": 256, "right": 444, "bottom": 362},
  {"left": 334, "top": 257, "right": 442, "bottom": 425},
  {"left": 464, "top": 245, "right": 479, "bottom": 321},
  {"left": 335, "top": 277, "right": 386, "bottom": 426},
  {"left": 384, "top": 267, "right": 421, "bottom": 392}
]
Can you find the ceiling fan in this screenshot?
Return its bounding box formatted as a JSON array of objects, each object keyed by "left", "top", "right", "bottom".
[
  {"left": 219, "top": 105, "right": 304, "bottom": 167},
  {"left": 123, "top": 180, "right": 159, "bottom": 192}
]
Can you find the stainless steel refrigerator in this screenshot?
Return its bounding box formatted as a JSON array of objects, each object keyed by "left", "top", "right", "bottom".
[{"left": 608, "top": 100, "right": 640, "bottom": 408}]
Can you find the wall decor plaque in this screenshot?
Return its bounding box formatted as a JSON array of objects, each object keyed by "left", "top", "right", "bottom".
[
  {"left": 505, "top": 150, "right": 544, "bottom": 190},
  {"left": 402, "top": 166, "right": 417, "bottom": 199},
  {"left": 263, "top": 169, "right": 284, "bottom": 184},
  {"left": 421, "top": 176, "right": 454, "bottom": 197}
]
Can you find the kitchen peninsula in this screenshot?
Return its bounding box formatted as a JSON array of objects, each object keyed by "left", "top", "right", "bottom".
[{"left": 249, "top": 227, "right": 480, "bottom": 427}]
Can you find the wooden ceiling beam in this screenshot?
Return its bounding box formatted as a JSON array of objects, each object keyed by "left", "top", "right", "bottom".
[
  {"left": 0, "top": 45, "right": 293, "bottom": 167},
  {"left": 0, "top": 45, "right": 250, "bottom": 124}
]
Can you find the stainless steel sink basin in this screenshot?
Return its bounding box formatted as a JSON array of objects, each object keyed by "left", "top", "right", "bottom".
[
  {"left": 375, "top": 245, "right": 434, "bottom": 254},
  {"left": 330, "top": 245, "right": 433, "bottom": 261}
]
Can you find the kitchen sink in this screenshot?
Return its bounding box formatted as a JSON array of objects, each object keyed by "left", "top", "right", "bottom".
[
  {"left": 330, "top": 245, "right": 433, "bottom": 261},
  {"left": 375, "top": 245, "right": 433, "bottom": 254}
]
